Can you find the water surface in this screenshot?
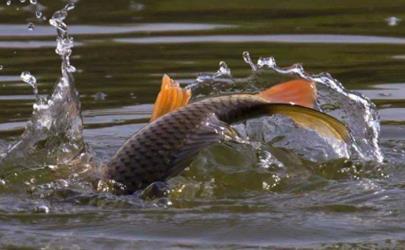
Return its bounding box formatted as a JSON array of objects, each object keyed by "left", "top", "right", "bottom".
[{"left": 0, "top": 0, "right": 405, "bottom": 249}]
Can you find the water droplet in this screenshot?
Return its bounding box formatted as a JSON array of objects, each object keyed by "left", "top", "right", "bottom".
[
  {"left": 20, "top": 71, "right": 38, "bottom": 96},
  {"left": 27, "top": 22, "right": 35, "bottom": 31},
  {"left": 289, "top": 63, "right": 305, "bottom": 75},
  {"left": 129, "top": 2, "right": 144, "bottom": 11},
  {"left": 20, "top": 71, "right": 36, "bottom": 86},
  {"left": 6, "top": 0, "right": 11, "bottom": 6},
  {"left": 65, "top": 2, "right": 75, "bottom": 11},
  {"left": 242, "top": 51, "right": 257, "bottom": 71},
  {"left": 94, "top": 92, "right": 107, "bottom": 101},
  {"left": 217, "top": 61, "right": 231, "bottom": 76},
  {"left": 48, "top": 165, "right": 58, "bottom": 170},
  {"left": 262, "top": 181, "right": 271, "bottom": 190},
  {"left": 29, "top": 0, "right": 37, "bottom": 4},
  {"left": 35, "top": 10, "right": 42, "bottom": 18},
  {"left": 66, "top": 65, "right": 76, "bottom": 73},
  {"left": 20, "top": 0, "right": 26, "bottom": 3},
  {"left": 0, "top": 65, "right": 3, "bottom": 70},
  {"left": 257, "top": 57, "right": 276, "bottom": 68},
  {"left": 34, "top": 205, "right": 49, "bottom": 214},
  {"left": 386, "top": 16, "right": 401, "bottom": 26}
]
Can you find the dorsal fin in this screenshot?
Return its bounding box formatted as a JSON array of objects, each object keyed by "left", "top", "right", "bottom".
[
  {"left": 257, "top": 79, "right": 316, "bottom": 108},
  {"left": 150, "top": 74, "right": 191, "bottom": 122}
]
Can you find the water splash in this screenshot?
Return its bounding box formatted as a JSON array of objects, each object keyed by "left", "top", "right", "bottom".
[
  {"left": 26, "top": 0, "right": 46, "bottom": 21},
  {"left": 20, "top": 71, "right": 38, "bottom": 96},
  {"left": 35, "top": 9, "right": 42, "bottom": 18},
  {"left": 191, "top": 61, "right": 233, "bottom": 88},
  {"left": 27, "top": 22, "right": 35, "bottom": 31},
  {"left": 386, "top": 16, "right": 401, "bottom": 26},
  {"left": 1, "top": 0, "right": 83, "bottom": 166},
  {"left": 191, "top": 51, "right": 383, "bottom": 163},
  {"left": 254, "top": 52, "right": 382, "bottom": 162}
]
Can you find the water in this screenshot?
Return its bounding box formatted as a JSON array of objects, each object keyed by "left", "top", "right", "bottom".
[{"left": 0, "top": 0, "right": 405, "bottom": 249}]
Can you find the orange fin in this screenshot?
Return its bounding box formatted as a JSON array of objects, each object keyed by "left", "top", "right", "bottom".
[
  {"left": 150, "top": 74, "right": 191, "bottom": 122},
  {"left": 257, "top": 79, "right": 316, "bottom": 108}
]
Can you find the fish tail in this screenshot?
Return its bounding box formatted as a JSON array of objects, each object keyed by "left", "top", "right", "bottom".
[
  {"left": 254, "top": 79, "right": 349, "bottom": 142},
  {"left": 257, "top": 79, "right": 316, "bottom": 108},
  {"left": 150, "top": 74, "right": 191, "bottom": 122},
  {"left": 261, "top": 103, "right": 350, "bottom": 142}
]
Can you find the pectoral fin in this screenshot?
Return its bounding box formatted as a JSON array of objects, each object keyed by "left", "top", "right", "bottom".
[{"left": 168, "top": 113, "right": 238, "bottom": 178}]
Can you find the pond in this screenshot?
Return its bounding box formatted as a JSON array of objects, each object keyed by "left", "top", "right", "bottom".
[{"left": 0, "top": 0, "right": 405, "bottom": 249}]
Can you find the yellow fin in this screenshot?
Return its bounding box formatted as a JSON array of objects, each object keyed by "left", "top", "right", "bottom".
[
  {"left": 265, "top": 104, "right": 350, "bottom": 142},
  {"left": 150, "top": 74, "right": 191, "bottom": 122}
]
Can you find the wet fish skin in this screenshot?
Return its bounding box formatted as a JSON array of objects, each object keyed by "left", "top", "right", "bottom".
[{"left": 105, "top": 94, "right": 266, "bottom": 194}]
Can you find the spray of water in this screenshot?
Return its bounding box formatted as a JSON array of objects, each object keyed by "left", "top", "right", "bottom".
[
  {"left": 191, "top": 51, "right": 383, "bottom": 163},
  {"left": 1, "top": 0, "right": 84, "bottom": 166}
]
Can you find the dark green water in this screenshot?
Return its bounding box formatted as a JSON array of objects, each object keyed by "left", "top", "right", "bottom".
[{"left": 0, "top": 0, "right": 405, "bottom": 249}]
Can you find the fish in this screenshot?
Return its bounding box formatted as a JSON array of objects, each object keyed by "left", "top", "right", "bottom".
[{"left": 104, "top": 74, "right": 350, "bottom": 194}]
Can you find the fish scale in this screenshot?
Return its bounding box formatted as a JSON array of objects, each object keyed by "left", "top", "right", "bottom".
[{"left": 105, "top": 95, "right": 265, "bottom": 194}]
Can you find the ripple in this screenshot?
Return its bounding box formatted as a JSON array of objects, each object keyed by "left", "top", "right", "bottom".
[
  {"left": 115, "top": 34, "right": 405, "bottom": 44},
  {"left": 0, "top": 75, "right": 21, "bottom": 82},
  {"left": 0, "top": 95, "right": 37, "bottom": 100},
  {"left": 0, "top": 40, "right": 82, "bottom": 49},
  {"left": 379, "top": 108, "right": 405, "bottom": 122},
  {"left": 358, "top": 83, "right": 405, "bottom": 100},
  {"left": 0, "top": 121, "right": 25, "bottom": 132},
  {"left": 82, "top": 104, "right": 151, "bottom": 126},
  {"left": 0, "top": 23, "right": 232, "bottom": 37},
  {"left": 381, "top": 125, "right": 405, "bottom": 139}
]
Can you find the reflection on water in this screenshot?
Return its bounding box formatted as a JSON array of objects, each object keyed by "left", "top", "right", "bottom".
[
  {"left": 358, "top": 83, "right": 405, "bottom": 123},
  {"left": 116, "top": 34, "right": 405, "bottom": 44},
  {"left": 0, "top": 40, "right": 77, "bottom": 48},
  {"left": 0, "top": 0, "right": 405, "bottom": 249},
  {"left": 379, "top": 108, "right": 405, "bottom": 122},
  {"left": 0, "top": 23, "right": 233, "bottom": 37},
  {"left": 359, "top": 83, "right": 405, "bottom": 100}
]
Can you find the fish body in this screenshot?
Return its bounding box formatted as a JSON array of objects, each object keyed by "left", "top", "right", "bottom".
[
  {"left": 105, "top": 76, "right": 349, "bottom": 194},
  {"left": 106, "top": 94, "right": 266, "bottom": 194}
]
